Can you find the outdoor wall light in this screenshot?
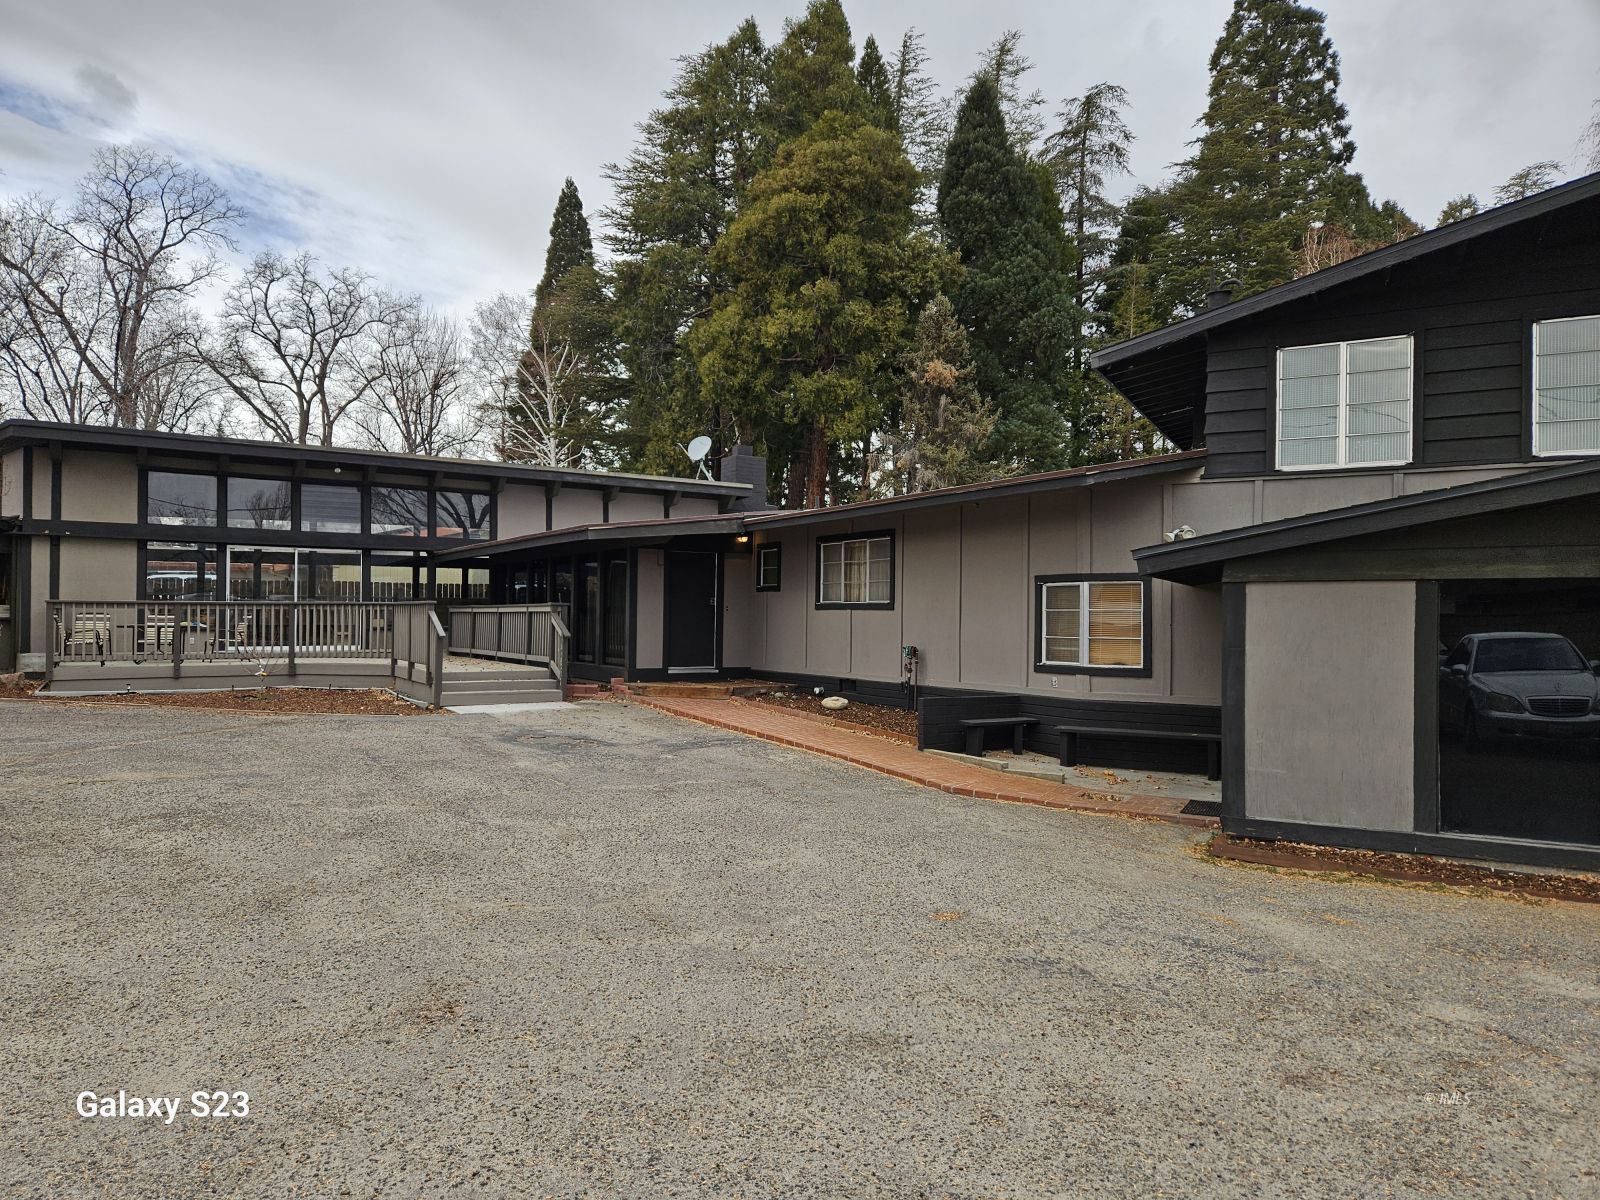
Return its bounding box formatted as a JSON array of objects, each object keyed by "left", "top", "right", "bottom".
[{"left": 734, "top": 535, "right": 750, "bottom": 544}]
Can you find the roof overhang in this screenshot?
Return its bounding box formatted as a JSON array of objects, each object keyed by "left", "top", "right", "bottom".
[
  {"left": 1136, "top": 461, "right": 1600, "bottom": 585},
  {"left": 744, "top": 450, "right": 1207, "bottom": 530},
  {"left": 433, "top": 514, "right": 749, "bottom": 561},
  {"left": 0, "top": 419, "right": 749, "bottom": 500}
]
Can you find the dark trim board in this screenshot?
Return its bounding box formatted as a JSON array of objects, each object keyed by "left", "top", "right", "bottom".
[
  {"left": 1412, "top": 582, "right": 1441, "bottom": 833},
  {"left": 1224, "top": 816, "right": 1600, "bottom": 873},
  {"left": 748, "top": 669, "right": 915, "bottom": 710}
]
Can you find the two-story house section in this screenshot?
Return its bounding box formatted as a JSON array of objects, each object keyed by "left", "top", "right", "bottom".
[{"left": 1099, "top": 171, "right": 1600, "bottom": 868}]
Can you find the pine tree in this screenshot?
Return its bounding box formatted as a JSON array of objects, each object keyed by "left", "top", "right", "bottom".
[
  {"left": 1044, "top": 81, "right": 1134, "bottom": 460},
  {"left": 691, "top": 112, "right": 952, "bottom": 507},
  {"left": 937, "top": 75, "right": 1078, "bottom": 470},
  {"left": 887, "top": 28, "right": 949, "bottom": 204},
  {"left": 856, "top": 35, "right": 895, "bottom": 130},
  {"left": 535, "top": 178, "right": 594, "bottom": 309},
  {"left": 763, "top": 0, "right": 865, "bottom": 143},
  {"left": 1160, "top": 0, "right": 1396, "bottom": 307},
  {"left": 971, "top": 32, "right": 1046, "bottom": 153},
  {"left": 873, "top": 295, "right": 999, "bottom": 493},
  {"left": 601, "top": 20, "right": 770, "bottom": 473}
]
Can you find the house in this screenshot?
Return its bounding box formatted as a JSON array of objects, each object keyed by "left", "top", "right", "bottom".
[{"left": 2, "top": 172, "right": 1596, "bottom": 869}]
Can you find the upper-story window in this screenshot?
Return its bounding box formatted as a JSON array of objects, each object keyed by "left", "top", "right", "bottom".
[
  {"left": 1532, "top": 314, "right": 1600, "bottom": 457},
  {"left": 434, "top": 490, "right": 491, "bottom": 540},
  {"left": 301, "top": 483, "right": 362, "bottom": 533},
  {"left": 226, "top": 477, "right": 291, "bottom": 530},
  {"left": 371, "top": 486, "right": 428, "bottom": 537},
  {"left": 1277, "top": 335, "right": 1412, "bottom": 470},
  {"left": 146, "top": 471, "right": 217, "bottom": 526},
  {"left": 817, "top": 533, "right": 892, "bottom": 607}
]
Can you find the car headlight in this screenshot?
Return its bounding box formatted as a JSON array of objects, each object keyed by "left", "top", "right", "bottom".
[{"left": 1482, "top": 692, "right": 1524, "bottom": 714}]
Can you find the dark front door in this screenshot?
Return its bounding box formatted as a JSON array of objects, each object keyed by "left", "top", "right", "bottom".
[{"left": 664, "top": 551, "right": 718, "bottom": 671}]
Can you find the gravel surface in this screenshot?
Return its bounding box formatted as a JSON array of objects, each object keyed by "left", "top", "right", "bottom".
[{"left": 3, "top": 699, "right": 1597, "bottom": 1199}]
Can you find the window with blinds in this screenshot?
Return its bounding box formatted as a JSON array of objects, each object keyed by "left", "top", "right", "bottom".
[
  {"left": 1038, "top": 579, "right": 1145, "bottom": 669},
  {"left": 1277, "top": 335, "right": 1412, "bottom": 470},
  {"left": 817, "top": 535, "right": 893, "bottom": 606},
  {"left": 1533, "top": 315, "right": 1600, "bottom": 456}
]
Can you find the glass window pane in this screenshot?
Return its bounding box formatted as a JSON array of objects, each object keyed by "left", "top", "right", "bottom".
[
  {"left": 146, "top": 471, "right": 216, "bottom": 526},
  {"left": 302, "top": 549, "right": 362, "bottom": 600},
  {"left": 226, "top": 477, "right": 291, "bottom": 530},
  {"left": 371, "top": 487, "right": 428, "bottom": 537},
  {"left": 1278, "top": 436, "right": 1337, "bottom": 467},
  {"left": 1041, "top": 583, "right": 1081, "bottom": 664},
  {"left": 1280, "top": 343, "right": 1339, "bottom": 380},
  {"left": 435, "top": 490, "right": 491, "bottom": 540},
  {"left": 1347, "top": 336, "right": 1410, "bottom": 373},
  {"left": 144, "top": 543, "right": 218, "bottom": 600},
  {"left": 1088, "top": 582, "right": 1143, "bottom": 668},
  {"left": 227, "top": 547, "right": 298, "bottom": 601},
  {"left": 1537, "top": 318, "right": 1600, "bottom": 453},
  {"left": 370, "top": 552, "right": 418, "bottom": 600},
  {"left": 302, "top": 484, "right": 361, "bottom": 533}
]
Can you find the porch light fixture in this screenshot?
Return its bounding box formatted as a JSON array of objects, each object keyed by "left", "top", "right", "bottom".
[{"left": 734, "top": 534, "right": 750, "bottom": 544}]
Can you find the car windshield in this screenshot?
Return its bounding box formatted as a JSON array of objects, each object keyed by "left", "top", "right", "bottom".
[{"left": 1473, "top": 637, "right": 1587, "bottom": 673}]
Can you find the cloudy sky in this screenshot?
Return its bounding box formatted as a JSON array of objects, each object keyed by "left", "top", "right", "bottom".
[{"left": 2, "top": 0, "right": 1596, "bottom": 316}]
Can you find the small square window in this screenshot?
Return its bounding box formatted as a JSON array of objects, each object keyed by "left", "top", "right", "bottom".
[{"left": 756, "top": 544, "right": 782, "bottom": 591}]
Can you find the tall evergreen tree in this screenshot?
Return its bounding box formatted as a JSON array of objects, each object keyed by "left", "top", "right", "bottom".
[
  {"left": 856, "top": 34, "right": 895, "bottom": 130},
  {"left": 1158, "top": 0, "right": 1409, "bottom": 307},
  {"left": 937, "top": 75, "right": 1078, "bottom": 470},
  {"left": 691, "top": 112, "right": 951, "bottom": 507},
  {"left": 762, "top": 0, "right": 865, "bottom": 144},
  {"left": 873, "top": 294, "right": 998, "bottom": 494},
  {"left": 601, "top": 20, "right": 770, "bottom": 472},
  {"left": 971, "top": 32, "right": 1046, "bottom": 153},
  {"left": 535, "top": 178, "right": 594, "bottom": 309},
  {"left": 887, "top": 28, "right": 949, "bottom": 203}
]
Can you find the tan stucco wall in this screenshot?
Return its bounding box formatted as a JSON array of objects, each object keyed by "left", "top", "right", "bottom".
[
  {"left": 31, "top": 452, "right": 51, "bottom": 517},
  {"left": 1243, "top": 580, "right": 1415, "bottom": 830},
  {"left": 610, "top": 492, "right": 664, "bottom": 524},
  {"left": 721, "top": 551, "right": 754, "bottom": 668},
  {"left": 672, "top": 495, "right": 724, "bottom": 519},
  {"left": 58, "top": 538, "right": 138, "bottom": 602},
  {"left": 551, "top": 487, "right": 604, "bottom": 530},
  {"left": 1, "top": 449, "right": 22, "bottom": 517},
  {"left": 61, "top": 450, "right": 138, "bottom": 522},
  {"left": 498, "top": 483, "right": 546, "bottom": 537},
  {"left": 27, "top": 536, "right": 49, "bottom": 655}
]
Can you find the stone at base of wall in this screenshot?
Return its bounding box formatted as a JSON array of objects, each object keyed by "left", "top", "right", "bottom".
[{"left": 18, "top": 653, "right": 45, "bottom": 672}]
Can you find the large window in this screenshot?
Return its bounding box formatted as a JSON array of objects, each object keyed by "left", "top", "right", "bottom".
[
  {"left": 1533, "top": 314, "right": 1600, "bottom": 456},
  {"left": 146, "top": 471, "right": 216, "bottom": 526},
  {"left": 817, "top": 533, "right": 892, "bottom": 607},
  {"left": 226, "top": 477, "right": 291, "bottom": 530},
  {"left": 1277, "top": 335, "right": 1412, "bottom": 470},
  {"left": 370, "top": 551, "right": 421, "bottom": 600},
  {"left": 756, "top": 544, "right": 781, "bottom": 591},
  {"left": 371, "top": 487, "right": 428, "bottom": 537},
  {"left": 143, "top": 543, "right": 219, "bottom": 600},
  {"left": 301, "top": 483, "right": 362, "bottom": 533},
  {"left": 434, "top": 490, "right": 491, "bottom": 540},
  {"left": 1036, "top": 577, "right": 1147, "bottom": 672}
]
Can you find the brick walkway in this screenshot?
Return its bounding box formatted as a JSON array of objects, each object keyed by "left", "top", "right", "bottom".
[{"left": 628, "top": 695, "right": 1218, "bottom": 829}]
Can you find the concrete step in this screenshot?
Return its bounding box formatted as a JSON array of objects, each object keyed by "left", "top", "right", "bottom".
[{"left": 441, "top": 686, "right": 564, "bottom": 706}]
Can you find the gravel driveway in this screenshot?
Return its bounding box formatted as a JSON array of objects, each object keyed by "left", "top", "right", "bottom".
[{"left": 3, "top": 699, "right": 1597, "bottom": 1198}]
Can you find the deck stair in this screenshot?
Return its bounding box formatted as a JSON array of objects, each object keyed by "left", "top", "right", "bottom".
[{"left": 439, "top": 661, "right": 563, "bottom": 708}]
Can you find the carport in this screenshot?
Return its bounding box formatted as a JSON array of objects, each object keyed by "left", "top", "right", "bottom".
[{"left": 1136, "top": 461, "right": 1600, "bottom": 870}]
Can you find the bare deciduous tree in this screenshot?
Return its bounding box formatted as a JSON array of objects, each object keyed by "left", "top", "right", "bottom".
[
  {"left": 207, "top": 251, "right": 407, "bottom": 445},
  {"left": 354, "top": 306, "right": 481, "bottom": 456},
  {"left": 501, "top": 315, "right": 588, "bottom": 467},
  {"left": 467, "top": 290, "right": 534, "bottom": 454},
  {"left": 0, "top": 145, "right": 239, "bottom": 428}
]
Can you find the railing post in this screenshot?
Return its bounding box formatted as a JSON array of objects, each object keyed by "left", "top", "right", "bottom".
[
  {"left": 172, "top": 605, "right": 184, "bottom": 680},
  {"left": 287, "top": 602, "right": 298, "bottom": 677},
  {"left": 44, "top": 601, "right": 57, "bottom": 689}
]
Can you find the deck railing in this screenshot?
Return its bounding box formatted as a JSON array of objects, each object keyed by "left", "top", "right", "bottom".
[
  {"left": 446, "top": 604, "right": 569, "bottom": 688},
  {"left": 47, "top": 600, "right": 442, "bottom": 682}
]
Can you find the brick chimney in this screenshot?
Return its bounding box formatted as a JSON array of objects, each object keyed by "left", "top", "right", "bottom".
[{"left": 719, "top": 445, "right": 769, "bottom": 512}]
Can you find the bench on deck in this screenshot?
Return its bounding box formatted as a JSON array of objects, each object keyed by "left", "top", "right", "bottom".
[
  {"left": 1057, "top": 725, "right": 1221, "bottom": 781},
  {"left": 960, "top": 716, "right": 1037, "bottom": 757}
]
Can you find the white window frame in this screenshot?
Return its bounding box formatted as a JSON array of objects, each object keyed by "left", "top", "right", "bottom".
[
  {"left": 816, "top": 534, "right": 893, "bottom": 608},
  {"left": 1036, "top": 579, "right": 1146, "bottom": 672},
  {"left": 1275, "top": 334, "right": 1414, "bottom": 472},
  {"left": 1531, "top": 314, "right": 1600, "bottom": 458}
]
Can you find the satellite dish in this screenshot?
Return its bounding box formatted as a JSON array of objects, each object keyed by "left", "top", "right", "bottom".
[{"left": 685, "top": 435, "right": 713, "bottom": 463}]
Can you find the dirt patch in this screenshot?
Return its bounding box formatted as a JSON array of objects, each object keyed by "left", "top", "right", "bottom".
[
  {"left": 0, "top": 676, "right": 43, "bottom": 701},
  {"left": 27, "top": 687, "right": 442, "bottom": 717},
  {"left": 746, "top": 689, "right": 918, "bottom": 739},
  {"left": 1209, "top": 836, "right": 1600, "bottom": 904}
]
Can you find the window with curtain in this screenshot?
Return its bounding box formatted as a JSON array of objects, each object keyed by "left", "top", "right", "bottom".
[
  {"left": 1533, "top": 315, "right": 1600, "bottom": 456},
  {"left": 1037, "top": 578, "right": 1146, "bottom": 670},
  {"left": 1277, "top": 335, "right": 1412, "bottom": 469},
  {"left": 817, "top": 534, "right": 892, "bottom": 606}
]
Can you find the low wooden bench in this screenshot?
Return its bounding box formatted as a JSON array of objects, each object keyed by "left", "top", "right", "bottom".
[
  {"left": 961, "top": 716, "right": 1037, "bottom": 757},
  {"left": 1057, "top": 725, "right": 1222, "bottom": 781}
]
